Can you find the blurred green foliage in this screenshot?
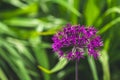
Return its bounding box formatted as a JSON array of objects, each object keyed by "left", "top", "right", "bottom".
[{"left": 0, "top": 0, "right": 120, "bottom": 80}]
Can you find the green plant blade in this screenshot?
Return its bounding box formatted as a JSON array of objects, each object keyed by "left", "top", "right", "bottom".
[
  {"left": 88, "top": 56, "right": 99, "bottom": 80},
  {"left": 95, "top": 7, "right": 120, "bottom": 27},
  {"left": 7, "top": 38, "right": 35, "bottom": 62},
  {"left": 84, "top": 0, "right": 100, "bottom": 25},
  {"left": 99, "top": 50, "right": 110, "bottom": 80},
  {"left": 3, "top": 0, "right": 27, "bottom": 8},
  {"left": 99, "top": 38, "right": 110, "bottom": 80},
  {"left": 103, "top": 7, "right": 120, "bottom": 17},
  {"left": 0, "top": 44, "right": 31, "bottom": 80},
  {"left": 68, "top": 0, "right": 80, "bottom": 24},
  {"left": 30, "top": 36, "right": 50, "bottom": 80},
  {"left": 4, "top": 18, "right": 40, "bottom": 27},
  {"left": 0, "top": 3, "right": 37, "bottom": 19},
  {"left": 38, "top": 57, "right": 68, "bottom": 74},
  {"left": 99, "top": 17, "right": 120, "bottom": 34},
  {"left": 0, "top": 22, "right": 15, "bottom": 36},
  {"left": 49, "top": 0, "right": 82, "bottom": 17},
  {"left": 0, "top": 68, "right": 8, "bottom": 80}
]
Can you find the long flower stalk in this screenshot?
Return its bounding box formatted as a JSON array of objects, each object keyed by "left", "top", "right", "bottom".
[{"left": 75, "top": 60, "right": 78, "bottom": 80}]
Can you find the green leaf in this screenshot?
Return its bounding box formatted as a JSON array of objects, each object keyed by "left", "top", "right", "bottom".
[
  {"left": 7, "top": 38, "right": 35, "bottom": 62},
  {"left": 37, "top": 30, "right": 57, "bottom": 35},
  {"left": 11, "top": 59, "right": 31, "bottom": 80},
  {"left": 0, "top": 68, "right": 8, "bottom": 80},
  {"left": 39, "top": 0, "right": 49, "bottom": 13},
  {"left": 0, "top": 3, "right": 38, "bottom": 18},
  {"left": 4, "top": 18, "right": 40, "bottom": 27},
  {"left": 95, "top": 7, "right": 120, "bottom": 27},
  {"left": 68, "top": 0, "right": 80, "bottom": 24},
  {"left": 38, "top": 57, "right": 68, "bottom": 74},
  {"left": 99, "top": 50, "right": 110, "bottom": 80},
  {"left": 3, "top": 0, "right": 27, "bottom": 8},
  {"left": 98, "top": 17, "right": 120, "bottom": 34},
  {"left": 0, "top": 22, "right": 15, "bottom": 36},
  {"left": 99, "top": 39, "right": 110, "bottom": 80},
  {"left": 0, "top": 39, "right": 21, "bottom": 59},
  {"left": 51, "top": 57, "right": 68, "bottom": 73},
  {"left": 107, "top": 0, "right": 112, "bottom": 7},
  {"left": 0, "top": 46, "right": 31, "bottom": 80},
  {"left": 103, "top": 7, "right": 120, "bottom": 17},
  {"left": 88, "top": 56, "right": 99, "bottom": 80},
  {"left": 84, "top": 0, "right": 100, "bottom": 25},
  {"left": 30, "top": 36, "right": 50, "bottom": 80},
  {"left": 49, "top": 0, "right": 82, "bottom": 17}
]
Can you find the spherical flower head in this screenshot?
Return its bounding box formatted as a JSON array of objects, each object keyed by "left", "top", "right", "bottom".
[{"left": 52, "top": 24, "right": 103, "bottom": 61}]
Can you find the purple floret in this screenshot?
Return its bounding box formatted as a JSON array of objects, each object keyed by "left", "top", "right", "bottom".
[{"left": 52, "top": 24, "right": 103, "bottom": 60}]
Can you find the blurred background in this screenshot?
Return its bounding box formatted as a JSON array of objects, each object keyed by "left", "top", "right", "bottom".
[{"left": 0, "top": 0, "right": 120, "bottom": 80}]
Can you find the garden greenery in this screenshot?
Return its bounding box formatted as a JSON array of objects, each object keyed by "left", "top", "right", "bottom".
[{"left": 0, "top": 0, "right": 120, "bottom": 80}]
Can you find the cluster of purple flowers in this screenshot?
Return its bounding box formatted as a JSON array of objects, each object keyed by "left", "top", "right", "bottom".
[{"left": 52, "top": 24, "right": 103, "bottom": 60}]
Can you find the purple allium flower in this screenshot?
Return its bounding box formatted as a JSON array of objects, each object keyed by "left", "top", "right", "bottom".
[{"left": 52, "top": 24, "right": 103, "bottom": 60}]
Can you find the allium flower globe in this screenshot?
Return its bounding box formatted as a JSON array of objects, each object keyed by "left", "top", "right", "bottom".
[{"left": 52, "top": 24, "right": 103, "bottom": 61}]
